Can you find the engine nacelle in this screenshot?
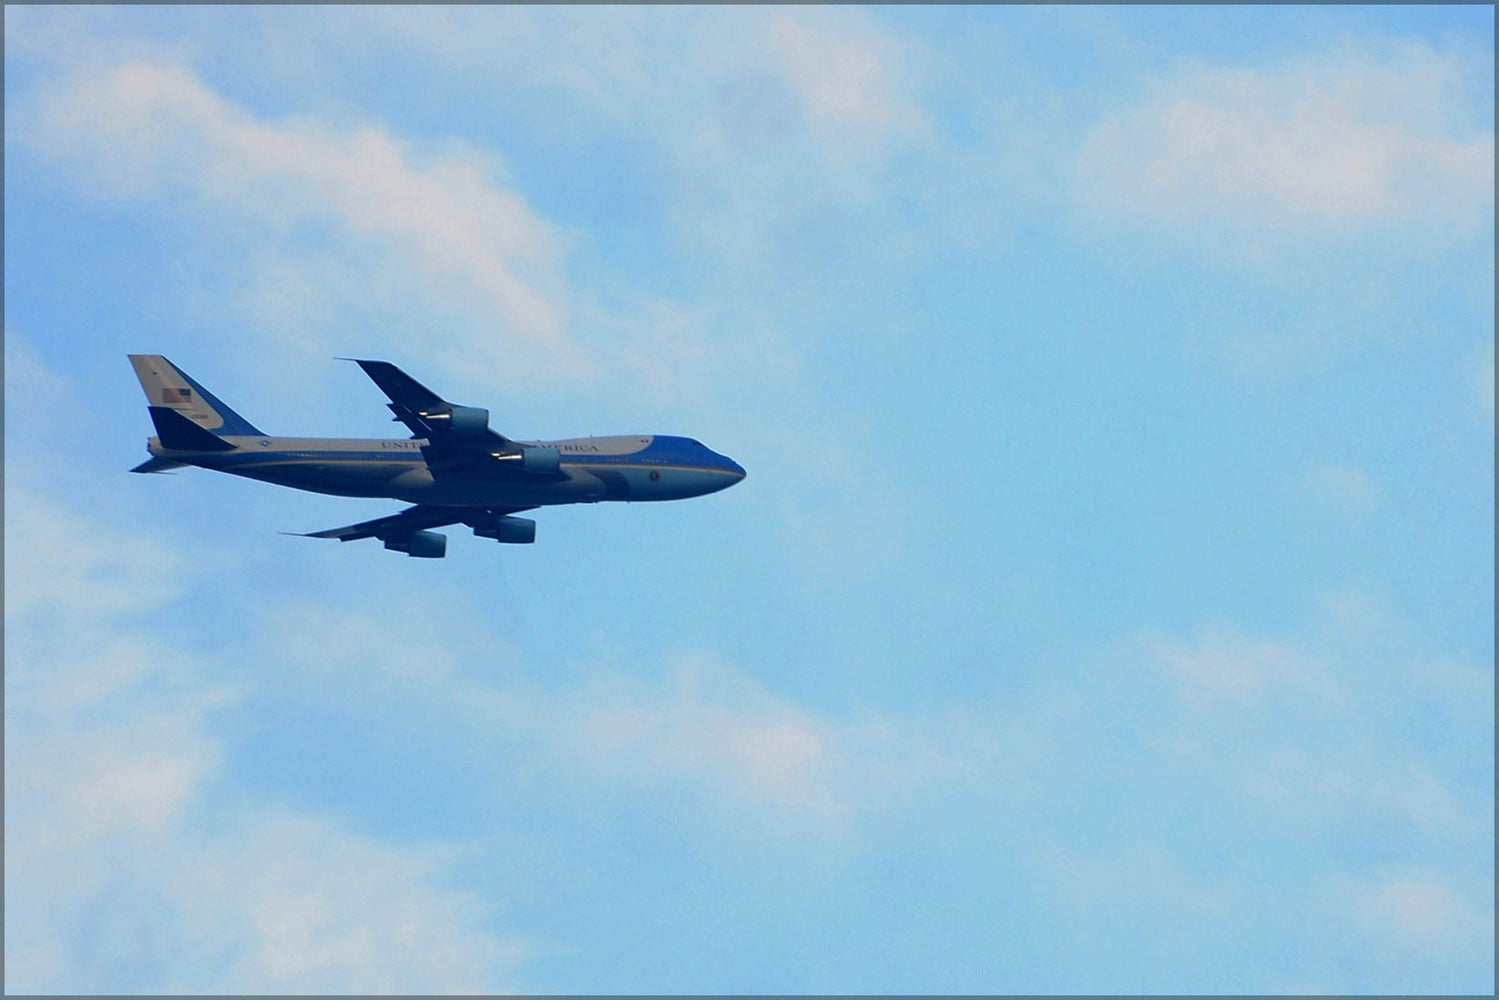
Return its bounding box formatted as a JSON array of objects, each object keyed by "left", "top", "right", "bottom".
[
  {"left": 520, "top": 446, "right": 561, "bottom": 475},
  {"left": 421, "top": 404, "right": 489, "bottom": 434},
  {"left": 383, "top": 530, "right": 447, "bottom": 558},
  {"left": 473, "top": 515, "right": 536, "bottom": 544}
]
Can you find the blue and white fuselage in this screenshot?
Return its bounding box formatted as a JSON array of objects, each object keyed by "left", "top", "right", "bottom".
[
  {"left": 130, "top": 354, "right": 745, "bottom": 557},
  {"left": 147, "top": 433, "right": 745, "bottom": 507}
]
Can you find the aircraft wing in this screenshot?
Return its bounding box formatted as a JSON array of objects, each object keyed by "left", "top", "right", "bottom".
[
  {"left": 293, "top": 503, "right": 536, "bottom": 542},
  {"left": 346, "top": 359, "right": 533, "bottom": 479}
]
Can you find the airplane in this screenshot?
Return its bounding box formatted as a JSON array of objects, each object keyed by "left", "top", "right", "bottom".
[{"left": 128, "top": 355, "right": 745, "bottom": 557}]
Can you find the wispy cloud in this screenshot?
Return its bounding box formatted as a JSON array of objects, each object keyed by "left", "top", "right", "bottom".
[
  {"left": 8, "top": 26, "right": 879, "bottom": 403},
  {"left": 566, "top": 657, "right": 847, "bottom": 820},
  {"left": 260, "top": 607, "right": 970, "bottom": 831},
  {"left": 373, "top": 6, "right": 924, "bottom": 161},
  {"left": 1072, "top": 44, "right": 1494, "bottom": 246},
  {"left": 353, "top": 6, "right": 926, "bottom": 255},
  {"left": 17, "top": 60, "right": 593, "bottom": 382},
  {"left": 1140, "top": 599, "right": 1491, "bottom": 846},
  {"left": 759, "top": 9, "right": 926, "bottom": 163},
  {"left": 6, "top": 10, "right": 1490, "bottom": 991},
  {"left": 553, "top": 654, "right": 972, "bottom": 827},
  {"left": 10, "top": 459, "right": 1488, "bottom": 991},
  {"left": 1356, "top": 874, "right": 1493, "bottom": 956},
  {"left": 1143, "top": 625, "right": 1338, "bottom": 707},
  {"left": 162, "top": 813, "right": 529, "bottom": 993},
  {"left": 4, "top": 470, "right": 186, "bottom": 620},
  {"left": 3, "top": 478, "right": 525, "bottom": 993},
  {"left": 1300, "top": 463, "right": 1382, "bottom": 520}
]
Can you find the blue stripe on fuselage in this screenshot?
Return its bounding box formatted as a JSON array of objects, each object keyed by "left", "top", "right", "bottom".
[
  {"left": 185, "top": 434, "right": 744, "bottom": 477},
  {"left": 201, "top": 449, "right": 421, "bottom": 466}
]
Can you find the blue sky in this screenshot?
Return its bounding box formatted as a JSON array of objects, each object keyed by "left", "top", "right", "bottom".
[{"left": 4, "top": 5, "right": 1493, "bottom": 993}]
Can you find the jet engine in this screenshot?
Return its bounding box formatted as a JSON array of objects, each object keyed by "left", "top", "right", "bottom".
[
  {"left": 420, "top": 404, "right": 489, "bottom": 434},
  {"left": 519, "top": 446, "right": 560, "bottom": 474},
  {"left": 472, "top": 515, "right": 536, "bottom": 544},
  {"left": 493, "top": 445, "right": 561, "bottom": 474},
  {"left": 383, "top": 530, "right": 447, "bottom": 558}
]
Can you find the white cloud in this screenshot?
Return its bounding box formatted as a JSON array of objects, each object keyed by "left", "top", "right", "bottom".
[
  {"left": 371, "top": 6, "right": 924, "bottom": 160},
  {"left": 1037, "top": 838, "right": 1232, "bottom": 929},
  {"left": 1356, "top": 875, "right": 1492, "bottom": 956},
  {"left": 760, "top": 9, "right": 926, "bottom": 162},
  {"left": 1144, "top": 625, "right": 1337, "bottom": 707},
  {"left": 8, "top": 8, "right": 922, "bottom": 402},
  {"left": 549, "top": 656, "right": 986, "bottom": 829},
  {"left": 1073, "top": 45, "right": 1494, "bottom": 244},
  {"left": 18, "top": 59, "right": 593, "bottom": 381},
  {"left": 1301, "top": 463, "right": 1382, "bottom": 519},
  {"left": 686, "top": 8, "right": 926, "bottom": 251},
  {"left": 162, "top": 814, "right": 527, "bottom": 994},
  {"left": 568, "top": 658, "right": 845, "bottom": 819},
  {"left": 1367, "top": 765, "right": 1472, "bottom": 836},
  {"left": 1241, "top": 752, "right": 1473, "bottom": 839},
  {"left": 353, "top": 6, "right": 924, "bottom": 254},
  {"left": 548, "top": 655, "right": 975, "bottom": 828},
  {"left": 262, "top": 608, "right": 970, "bottom": 830},
  {"left": 4, "top": 467, "right": 186, "bottom": 619},
  {"left": 1141, "top": 600, "right": 1491, "bottom": 843},
  {"left": 4, "top": 479, "right": 526, "bottom": 993}
]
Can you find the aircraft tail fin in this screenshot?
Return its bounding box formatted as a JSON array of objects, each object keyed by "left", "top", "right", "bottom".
[{"left": 128, "top": 355, "right": 265, "bottom": 438}]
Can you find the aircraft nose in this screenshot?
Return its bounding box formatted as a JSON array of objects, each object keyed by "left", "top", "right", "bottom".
[{"left": 703, "top": 453, "right": 745, "bottom": 495}]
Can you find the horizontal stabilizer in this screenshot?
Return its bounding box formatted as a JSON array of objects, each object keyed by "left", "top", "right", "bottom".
[
  {"left": 130, "top": 456, "right": 186, "bottom": 474},
  {"left": 148, "top": 406, "right": 237, "bottom": 452}
]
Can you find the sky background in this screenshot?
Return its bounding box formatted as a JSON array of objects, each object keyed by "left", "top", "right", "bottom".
[{"left": 4, "top": 5, "right": 1494, "bottom": 994}]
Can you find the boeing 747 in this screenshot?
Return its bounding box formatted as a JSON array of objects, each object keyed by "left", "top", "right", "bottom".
[{"left": 129, "top": 355, "right": 745, "bottom": 557}]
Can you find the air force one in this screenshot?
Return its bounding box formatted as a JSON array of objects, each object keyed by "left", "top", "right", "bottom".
[{"left": 129, "top": 355, "right": 745, "bottom": 557}]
